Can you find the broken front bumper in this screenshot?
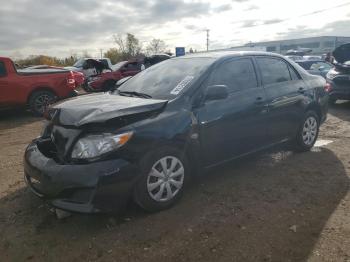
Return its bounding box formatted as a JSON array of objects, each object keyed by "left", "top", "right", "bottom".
[{"left": 24, "top": 142, "right": 139, "bottom": 213}]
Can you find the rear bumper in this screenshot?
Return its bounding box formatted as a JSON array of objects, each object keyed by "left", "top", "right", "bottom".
[
  {"left": 327, "top": 78, "right": 350, "bottom": 100},
  {"left": 24, "top": 142, "right": 140, "bottom": 213}
]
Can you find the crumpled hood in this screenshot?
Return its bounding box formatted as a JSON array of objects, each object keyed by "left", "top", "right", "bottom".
[
  {"left": 49, "top": 93, "right": 168, "bottom": 127},
  {"left": 333, "top": 43, "right": 350, "bottom": 64}
]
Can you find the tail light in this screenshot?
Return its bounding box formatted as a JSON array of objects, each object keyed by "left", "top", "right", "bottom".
[
  {"left": 324, "top": 83, "right": 332, "bottom": 92},
  {"left": 67, "top": 71, "right": 76, "bottom": 89}
]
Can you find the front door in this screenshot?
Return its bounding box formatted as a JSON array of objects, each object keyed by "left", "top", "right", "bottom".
[{"left": 196, "top": 57, "right": 269, "bottom": 167}]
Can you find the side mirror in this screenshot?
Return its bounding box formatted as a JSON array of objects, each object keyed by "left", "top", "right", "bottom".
[
  {"left": 205, "top": 85, "right": 229, "bottom": 102},
  {"left": 115, "top": 76, "right": 132, "bottom": 88}
]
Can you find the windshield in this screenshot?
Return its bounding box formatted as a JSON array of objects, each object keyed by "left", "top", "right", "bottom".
[
  {"left": 73, "top": 58, "right": 84, "bottom": 68},
  {"left": 117, "top": 57, "right": 213, "bottom": 100},
  {"left": 111, "top": 61, "right": 128, "bottom": 71}
]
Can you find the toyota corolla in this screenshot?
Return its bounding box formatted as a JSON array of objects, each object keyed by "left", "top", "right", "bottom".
[{"left": 24, "top": 52, "right": 328, "bottom": 213}]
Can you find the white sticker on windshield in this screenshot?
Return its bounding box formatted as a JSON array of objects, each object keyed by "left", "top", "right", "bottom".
[{"left": 170, "top": 76, "right": 194, "bottom": 95}]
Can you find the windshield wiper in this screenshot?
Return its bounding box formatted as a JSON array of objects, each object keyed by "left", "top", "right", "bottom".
[{"left": 118, "top": 90, "right": 152, "bottom": 99}]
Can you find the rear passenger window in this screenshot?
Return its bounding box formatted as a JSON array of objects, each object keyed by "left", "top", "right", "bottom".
[
  {"left": 209, "top": 58, "right": 257, "bottom": 92},
  {"left": 257, "top": 57, "right": 291, "bottom": 85},
  {"left": 0, "top": 62, "right": 6, "bottom": 77}
]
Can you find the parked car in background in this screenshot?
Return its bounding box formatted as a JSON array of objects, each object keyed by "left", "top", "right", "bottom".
[
  {"left": 65, "top": 58, "right": 114, "bottom": 77},
  {"left": 285, "top": 55, "right": 304, "bottom": 61},
  {"left": 85, "top": 60, "right": 143, "bottom": 91},
  {"left": 24, "top": 51, "right": 328, "bottom": 213},
  {"left": 303, "top": 55, "right": 322, "bottom": 60},
  {"left": 22, "top": 65, "right": 85, "bottom": 87},
  {"left": 295, "top": 60, "right": 333, "bottom": 78},
  {"left": 0, "top": 57, "right": 80, "bottom": 115},
  {"left": 144, "top": 54, "right": 171, "bottom": 67},
  {"left": 326, "top": 43, "right": 350, "bottom": 104}
]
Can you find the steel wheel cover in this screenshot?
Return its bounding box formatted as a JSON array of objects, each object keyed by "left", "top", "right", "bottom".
[
  {"left": 302, "top": 116, "right": 317, "bottom": 145},
  {"left": 147, "top": 156, "right": 185, "bottom": 202}
]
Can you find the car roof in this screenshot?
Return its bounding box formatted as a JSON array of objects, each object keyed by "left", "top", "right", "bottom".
[{"left": 174, "top": 51, "right": 286, "bottom": 61}]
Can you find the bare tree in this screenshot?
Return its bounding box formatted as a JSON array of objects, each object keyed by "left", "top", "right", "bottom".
[
  {"left": 113, "top": 33, "right": 142, "bottom": 59},
  {"left": 146, "top": 39, "right": 167, "bottom": 56}
]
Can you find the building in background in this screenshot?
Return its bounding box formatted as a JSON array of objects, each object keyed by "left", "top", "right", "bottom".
[
  {"left": 203, "top": 36, "right": 350, "bottom": 55},
  {"left": 242, "top": 36, "right": 350, "bottom": 54}
]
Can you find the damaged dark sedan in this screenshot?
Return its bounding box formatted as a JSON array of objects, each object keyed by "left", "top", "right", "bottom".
[{"left": 24, "top": 51, "right": 328, "bottom": 213}]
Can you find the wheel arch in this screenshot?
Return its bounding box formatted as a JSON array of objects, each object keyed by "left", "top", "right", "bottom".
[
  {"left": 148, "top": 138, "right": 201, "bottom": 178},
  {"left": 305, "top": 102, "right": 322, "bottom": 122},
  {"left": 27, "top": 87, "right": 57, "bottom": 104}
]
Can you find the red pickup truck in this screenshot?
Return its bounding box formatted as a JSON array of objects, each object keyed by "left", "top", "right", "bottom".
[{"left": 0, "top": 57, "right": 81, "bottom": 115}]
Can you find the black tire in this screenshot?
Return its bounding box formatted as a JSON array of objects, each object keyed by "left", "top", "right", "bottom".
[
  {"left": 133, "top": 147, "right": 189, "bottom": 212},
  {"left": 28, "top": 90, "right": 56, "bottom": 116},
  {"left": 101, "top": 80, "right": 116, "bottom": 92},
  {"left": 293, "top": 111, "right": 319, "bottom": 152}
]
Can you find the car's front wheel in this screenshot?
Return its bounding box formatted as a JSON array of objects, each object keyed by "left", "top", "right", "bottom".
[
  {"left": 294, "top": 111, "right": 319, "bottom": 152},
  {"left": 134, "top": 147, "right": 188, "bottom": 212}
]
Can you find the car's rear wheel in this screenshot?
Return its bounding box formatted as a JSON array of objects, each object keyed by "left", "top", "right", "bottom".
[
  {"left": 294, "top": 111, "right": 319, "bottom": 152},
  {"left": 28, "top": 90, "right": 55, "bottom": 116},
  {"left": 133, "top": 147, "right": 188, "bottom": 212}
]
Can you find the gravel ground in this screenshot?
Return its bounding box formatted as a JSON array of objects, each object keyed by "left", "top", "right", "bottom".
[{"left": 0, "top": 103, "right": 349, "bottom": 262}]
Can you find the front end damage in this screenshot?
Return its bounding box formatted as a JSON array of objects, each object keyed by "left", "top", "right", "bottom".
[{"left": 24, "top": 93, "right": 168, "bottom": 213}]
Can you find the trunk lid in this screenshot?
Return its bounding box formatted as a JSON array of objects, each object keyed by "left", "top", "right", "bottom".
[{"left": 333, "top": 43, "right": 350, "bottom": 64}]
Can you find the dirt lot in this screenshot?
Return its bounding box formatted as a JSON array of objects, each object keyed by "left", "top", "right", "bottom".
[{"left": 0, "top": 103, "right": 349, "bottom": 262}]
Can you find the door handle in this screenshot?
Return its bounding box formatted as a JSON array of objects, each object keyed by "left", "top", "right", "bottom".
[{"left": 298, "top": 87, "right": 305, "bottom": 94}]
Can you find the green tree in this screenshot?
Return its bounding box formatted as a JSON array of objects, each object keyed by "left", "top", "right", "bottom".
[{"left": 104, "top": 48, "right": 121, "bottom": 64}]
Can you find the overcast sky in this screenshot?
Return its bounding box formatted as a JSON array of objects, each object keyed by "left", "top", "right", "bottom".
[{"left": 1, "top": 0, "right": 350, "bottom": 58}]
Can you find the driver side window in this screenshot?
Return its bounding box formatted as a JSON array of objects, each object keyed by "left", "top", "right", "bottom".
[{"left": 208, "top": 58, "right": 258, "bottom": 93}]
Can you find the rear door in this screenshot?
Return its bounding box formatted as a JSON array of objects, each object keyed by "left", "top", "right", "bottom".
[
  {"left": 255, "top": 56, "right": 306, "bottom": 143},
  {"left": 197, "top": 57, "right": 269, "bottom": 166}
]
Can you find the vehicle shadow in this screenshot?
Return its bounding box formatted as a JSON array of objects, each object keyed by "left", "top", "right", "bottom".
[
  {"left": 0, "top": 109, "right": 41, "bottom": 131},
  {"left": 0, "top": 147, "right": 348, "bottom": 261}
]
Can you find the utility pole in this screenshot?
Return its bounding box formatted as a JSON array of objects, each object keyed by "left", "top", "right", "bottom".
[
  {"left": 100, "top": 49, "right": 103, "bottom": 58},
  {"left": 206, "top": 29, "right": 210, "bottom": 51}
]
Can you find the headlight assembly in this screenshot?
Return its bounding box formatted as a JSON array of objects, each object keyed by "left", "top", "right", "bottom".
[{"left": 71, "top": 131, "right": 133, "bottom": 159}]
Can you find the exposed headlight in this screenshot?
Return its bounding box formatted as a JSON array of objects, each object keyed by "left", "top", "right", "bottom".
[{"left": 71, "top": 131, "right": 133, "bottom": 159}]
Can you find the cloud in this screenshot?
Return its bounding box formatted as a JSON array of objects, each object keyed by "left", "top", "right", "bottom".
[
  {"left": 277, "top": 20, "right": 350, "bottom": 39},
  {"left": 244, "top": 5, "right": 259, "bottom": 11},
  {"left": 241, "top": 20, "right": 259, "bottom": 28},
  {"left": 0, "top": 0, "right": 211, "bottom": 56},
  {"left": 0, "top": 0, "right": 349, "bottom": 57},
  {"left": 262, "top": 19, "right": 284, "bottom": 25},
  {"left": 240, "top": 18, "right": 284, "bottom": 28},
  {"left": 212, "top": 4, "right": 232, "bottom": 13}
]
